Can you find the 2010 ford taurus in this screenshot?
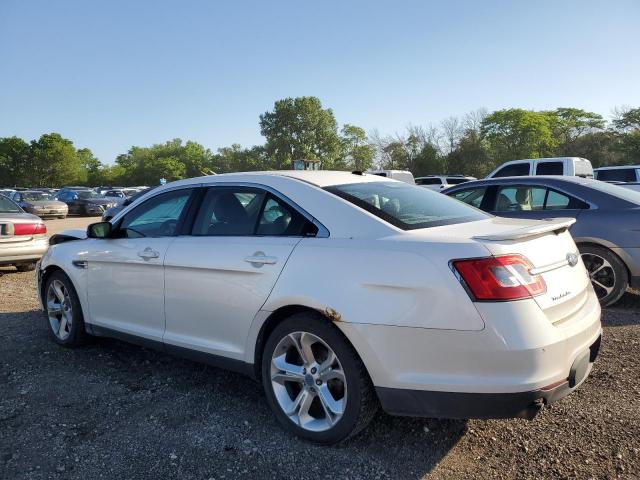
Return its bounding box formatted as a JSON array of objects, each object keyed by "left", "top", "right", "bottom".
[{"left": 37, "top": 171, "right": 601, "bottom": 444}]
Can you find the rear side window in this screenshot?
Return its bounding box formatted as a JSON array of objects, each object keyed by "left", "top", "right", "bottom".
[
  {"left": 193, "top": 187, "right": 317, "bottom": 237},
  {"left": 595, "top": 168, "right": 637, "bottom": 182},
  {"left": 493, "top": 163, "right": 530, "bottom": 177},
  {"left": 536, "top": 161, "right": 564, "bottom": 175},
  {"left": 325, "top": 181, "right": 489, "bottom": 230},
  {"left": 449, "top": 188, "right": 487, "bottom": 208}
]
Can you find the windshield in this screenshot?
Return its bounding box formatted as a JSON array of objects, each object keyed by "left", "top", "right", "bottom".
[
  {"left": 0, "top": 196, "right": 23, "bottom": 213},
  {"left": 325, "top": 181, "right": 489, "bottom": 230},
  {"left": 588, "top": 179, "right": 640, "bottom": 205},
  {"left": 77, "top": 191, "right": 102, "bottom": 199},
  {"left": 22, "top": 192, "right": 52, "bottom": 201}
]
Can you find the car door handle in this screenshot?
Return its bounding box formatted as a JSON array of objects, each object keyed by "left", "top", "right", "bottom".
[
  {"left": 138, "top": 247, "right": 160, "bottom": 259},
  {"left": 244, "top": 253, "right": 278, "bottom": 266}
]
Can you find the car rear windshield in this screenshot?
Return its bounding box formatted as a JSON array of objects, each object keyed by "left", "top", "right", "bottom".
[
  {"left": 325, "top": 181, "right": 489, "bottom": 230},
  {"left": 0, "top": 196, "right": 22, "bottom": 213},
  {"left": 22, "top": 192, "right": 51, "bottom": 201}
]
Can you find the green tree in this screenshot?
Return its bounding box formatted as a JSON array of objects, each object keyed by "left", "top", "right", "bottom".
[
  {"left": 0, "top": 136, "right": 30, "bottom": 187},
  {"left": 447, "top": 129, "right": 491, "bottom": 178},
  {"left": 340, "top": 124, "right": 374, "bottom": 171},
  {"left": 28, "top": 133, "right": 81, "bottom": 187},
  {"left": 76, "top": 148, "right": 104, "bottom": 185},
  {"left": 259, "top": 96, "right": 342, "bottom": 169},
  {"left": 481, "top": 109, "right": 556, "bottom": 164},
  {"left": 613, "top": 107, "right": 640, "bottom": 132},
  {"left": 213, "top": 144, "right": 272, "bottom": 173},
  {"left": 549, "top": 108, "right": 605, "bottom": 152}
]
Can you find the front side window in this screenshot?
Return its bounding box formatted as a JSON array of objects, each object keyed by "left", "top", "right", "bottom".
[
  {"left": 325, "top": 181, "right": 489, "bottom": 230},
  {"left": 493, "top": 163, "right": 530, "bottom": 177},
  {"left": 536, "top": 161, "right": 564, "bottom": 175},
  {"left": 120, "top": 189, "right": 192, "bottom": 238},
  {"left": 450, "top": 188, "right": 487, "bottom": 209}
]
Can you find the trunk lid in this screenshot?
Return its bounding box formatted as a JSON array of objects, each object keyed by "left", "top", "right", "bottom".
[{"left": 410, "top": 216, "right": 591, "bottom": 324}]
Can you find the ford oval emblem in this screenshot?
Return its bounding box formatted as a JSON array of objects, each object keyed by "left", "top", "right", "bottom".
[{"left": 567, "top": 252, "right": 579, "bottom": 267}]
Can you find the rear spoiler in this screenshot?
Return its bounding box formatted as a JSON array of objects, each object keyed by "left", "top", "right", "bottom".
[{"left": 473, "top": 218, "right": 576, "bottom": 241}]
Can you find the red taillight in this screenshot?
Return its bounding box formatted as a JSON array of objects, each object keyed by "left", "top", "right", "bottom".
[
  {"left": 452, "top": 254, "right": 546, "bottom": 301},
  {"left": 13, "top": 223, "right": 47, "bottom": 236}
]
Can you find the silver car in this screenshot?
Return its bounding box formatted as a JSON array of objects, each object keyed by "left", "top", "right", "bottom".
[
  {"left": 10, "top": 190, "right": 68, "bottom": 219},
  {"left": 0, "top": 195, "right": 48, "bottom": 271},
  {"left": 444, "top": 175, "right": 640, "bottom": 306}
]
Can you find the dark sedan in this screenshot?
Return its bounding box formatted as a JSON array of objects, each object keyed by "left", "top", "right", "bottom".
[
  {"left": 444, "top": 176, "right": 640, "bottom": 306},
  {"left": 56, "top": 189, "right": 118, "bottom": 216}
]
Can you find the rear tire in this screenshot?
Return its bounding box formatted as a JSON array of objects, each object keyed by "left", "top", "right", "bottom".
[
  {"left": 261, "top": 312, "right": 378, "bottom": 444},
  {"left": 16, "top": 263, "right": 37, "bottom": 272},
  {"left": 579, "top": 244, "right": 628, "bottom": 307},
  {"left": 43, "top": 271, "right": 87, "bottom": 347}
]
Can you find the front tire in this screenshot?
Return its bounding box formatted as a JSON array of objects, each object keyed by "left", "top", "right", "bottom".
[
  {"left": 261, "top": 312, "right": 378, "bottom": 444},
  {"left": 579, "top": 244, "right": 628, "bottom": 307},
  {"left": 44, "top": 271, "right": 87, "bottom": 346}
]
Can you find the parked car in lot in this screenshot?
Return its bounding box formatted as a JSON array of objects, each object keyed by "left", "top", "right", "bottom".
[
  {"left": 56, "top": 188, "right": 118, "bottom": 216},
  {"left": 444, "top": 176, "right": 640, "bottom": 306},
  {"left": 38, "top": 171, "right": 601, "bottom": 444},
  {"left": 101, "top": 187, "right": 155, "bottom": 221},
  {"left": 415, "top": 175, "right": 476, "bottom": 191},
  {"left": 0, "top": 195, "right": 48, "bottom": 271},
  {"left": 9, "top": 190, "right": 68, "bottom": 219},
  {"left": 594, "top": 165, "right": 640, "bottom": 182},
  {"left": 366, "top": 169, "right": 415, "bottom": 184},
  {"left": 487, "top": 157, "right": 594, "bottom": 179}
]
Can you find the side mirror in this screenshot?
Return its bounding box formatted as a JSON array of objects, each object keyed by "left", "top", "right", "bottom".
[
  {"left": 123, "top": 198, "right": 132, "bottom": 206},
  {"left": 87, "top": 221, "right": 113, "bottom": 239}
]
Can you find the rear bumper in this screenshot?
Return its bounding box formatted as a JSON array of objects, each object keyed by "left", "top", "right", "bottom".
[
  {"left": 377, "top": 335, "right": 601, "bottom": 419},
  {"left": 0, "top": 237, "right": 48, "bottom": 265}
]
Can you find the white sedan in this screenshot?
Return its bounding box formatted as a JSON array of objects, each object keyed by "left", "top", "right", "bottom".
[{"left": 37, "top": 171, "right": 602, "bottom": 444}]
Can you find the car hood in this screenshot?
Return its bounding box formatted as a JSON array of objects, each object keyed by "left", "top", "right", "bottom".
[{"left": 24, "top": 200, "right": 68, "bottom": 208}]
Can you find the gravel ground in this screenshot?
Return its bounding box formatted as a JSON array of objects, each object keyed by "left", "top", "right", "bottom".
[{"left": 1, "top": 218, "right": 639, "bottom": 479}]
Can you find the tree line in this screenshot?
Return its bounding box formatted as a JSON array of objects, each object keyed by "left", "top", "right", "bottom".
[{"left": 1, "top": 97, "right": 639, "bottom": 187}]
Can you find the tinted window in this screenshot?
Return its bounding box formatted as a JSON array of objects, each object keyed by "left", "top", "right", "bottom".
[
  {"left": 446, "top": 178, "right": 471, "bottom": 185},
  {"left": 325, "top": 181, "right": 488, "bottom": 230},
  {"left": 193, "top": 188, "right": 264, "bottom": 236},
  {"left": 595, "top": 168, "right": 638, "bottom": 182},
  {"left": 193, "top": 187, "right": 316, "bottom": 237},
  {"left": 120, "top": 189, "right": 191, "bottom": 238},
  {"left": 450, "top": 188, "right": 487, "bottom": 208},
  {"left": 256, "top": 195, "right": 315, "bottom": 236},
  {"left": 495, "top": 186, "right": 546, "bottom": 211},
  {"left": 493, "top": 163, "right": 530, "bottom": 177},
  {"left": 536, "top": 161, "right": 564, "bottom": 175},
  {"left": 416, "top": 178, "right": 441, "bottom": 185},
  {"left": 22, "top": 192, "right": 52, "bottom": 201}
]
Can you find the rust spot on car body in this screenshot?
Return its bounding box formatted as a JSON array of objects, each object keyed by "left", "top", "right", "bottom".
[{"left": 324, "top": 307, "right": 343, "bottom": 322}]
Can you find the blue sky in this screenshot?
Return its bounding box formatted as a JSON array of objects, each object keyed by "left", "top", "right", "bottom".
[{"left": 1, "top": 0, "right": 639, "bottom": 164}]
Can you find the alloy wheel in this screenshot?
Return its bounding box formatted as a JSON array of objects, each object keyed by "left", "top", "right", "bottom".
[
  {"left": 270, "top": 331, "right": 347, "bottom": 432},
  {"left": 46, "top": 279, "right": 73, "bottom": 340},
  {"left": 581, "top": 252, "right": 616, "bottom": 299}
]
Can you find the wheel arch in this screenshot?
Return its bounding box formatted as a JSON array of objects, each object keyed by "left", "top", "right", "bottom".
[
  {"left": 575, "top": 240, "right": 632, "bottom": 280},
  {"left": 251, "top": 304, "right": 371, "bottom": 383}
]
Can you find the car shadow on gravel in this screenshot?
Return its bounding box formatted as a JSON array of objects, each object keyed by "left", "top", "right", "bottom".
[
  {"left": 0, "top": 312, "right": 465, "bottom": 479},
  {"left": 602, "top": 292, "right": 640, "bottom": 327}
]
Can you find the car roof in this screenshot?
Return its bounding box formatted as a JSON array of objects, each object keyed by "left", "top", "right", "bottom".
[{"left": 164, "top": 171, "right": 392, "bottom": 189}]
